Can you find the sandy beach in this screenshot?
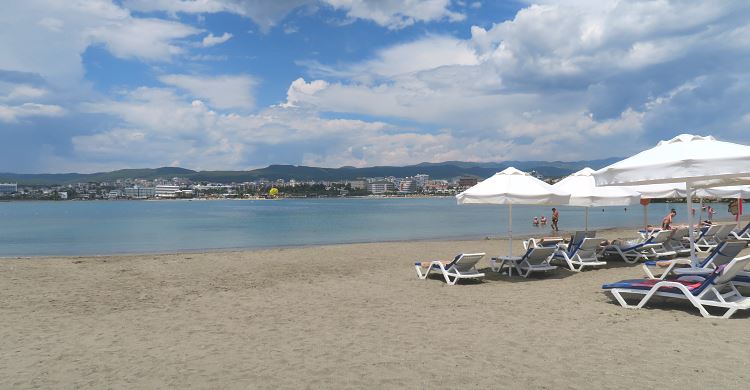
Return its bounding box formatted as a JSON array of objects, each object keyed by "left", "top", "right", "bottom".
[{"left": 2, "top": 227, "right": 749, "bottom": 389}]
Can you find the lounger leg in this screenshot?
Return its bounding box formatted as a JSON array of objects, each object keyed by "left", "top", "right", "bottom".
[
  {"left": 610, "top": 289, "right": 638, "bottom": 309},
  {"left": 490, "top": 258, "right": 499, "bottom": 273}
]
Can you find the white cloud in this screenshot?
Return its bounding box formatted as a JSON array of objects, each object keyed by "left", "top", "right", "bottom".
[
  {"left": 124, "top": 0, "right": 310, "bottom": 33},
  {"left": 201, "top": 32, "right": 233, "bottom": 47},
  {"left": 66, "top": 83, "right": 565, "bottom": 171},
  {"left": 0, "top": 1, "right": 201, "bottom": 88},
  {"left": 286, "top": 1, "right": 750, "bottom": 160},
  {"left": 123, "top": 0, "right": 465, "bottom": 32},
  {"left": 159, "top": 74, "right": 256, "bottom": 110},
  {"left": 86, "top": 18, "right": 200, "bottom": 61},
  {"left": 0, "top": 102, "right": 65, "bottom": 122},
  {"left": 0, "top": 85, "right": 48, "bottom": 101},
  {"left": 323, "top": 0, "right": 465, "bottom": 29}
]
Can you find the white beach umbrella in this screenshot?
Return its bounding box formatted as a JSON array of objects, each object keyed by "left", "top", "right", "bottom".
[
  {"left": 698, "top": 185, "right": 750, "bottom": 198},
  {"left": 624, "top": 183, "right": 687, "bottom": 228},
  {"left": 593, "top": 134, "right": 750, "bottom": 263},
  {"left": 552, "top": 167, "right": 640, "bottom": 231},
  {"left": 456, "top": 167, "right": 570, "bottom": 257}
]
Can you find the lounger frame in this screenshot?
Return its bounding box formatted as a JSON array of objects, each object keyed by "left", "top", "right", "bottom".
[{"left": 414, "top": 253, "right": 486, "bottom": 285}]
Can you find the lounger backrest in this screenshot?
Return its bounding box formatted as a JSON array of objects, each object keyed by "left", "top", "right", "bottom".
[
  {"left": 570, "top": 231, "right": 587, "bottom": 247},
  {"left": 714, "top": 255, "right": 750, "bottom": 284},
  {"left": 699, "top": 224, "right": 720, "bottom": 239},
  {"left": 523, "top": 247, "right": 556, "bottom": 265},
  {"left": 738, "top": 221, "right": 750, "bottom": 235},
  {"left": 701, "top": 240, "right": 748, "bottom": 268},
  {"left": 669, "top": 227, "right": 688, "bottom": 241},
  {"left": 578, "top": 237, "right": 603, "bottom": 252},
  {"left": 452, "top": 253, "right": 486, "bottom": 272},
  {"left": 714, "top": 224, "right": 736, "bottom": 240},
  {"left": 650, "top": 229, "right": 671, "bottom": 244}
]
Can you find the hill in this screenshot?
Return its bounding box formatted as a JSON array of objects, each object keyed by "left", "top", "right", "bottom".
[{"left": 0, "top": 159, "right": 621, "bottom": 185}]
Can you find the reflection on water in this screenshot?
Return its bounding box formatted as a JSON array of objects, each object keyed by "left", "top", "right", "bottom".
[{"left": 0, "top": 198, "right": 742, "bottom": 256}]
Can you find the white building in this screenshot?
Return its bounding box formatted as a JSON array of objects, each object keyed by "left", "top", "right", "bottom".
[
  {"left": 155, "top": 185, "right": 181, "bottom": 198},
  {"left": 0, "top": 183, "right": 17, "bottom": 195},
  {"left": 398, "top": 180, "right": 416, "bottom": 193},
  {"left": 414, "top": 174, "right": 429, "bottom": 188},
  {"left": 123, "top": 186, "right": 156, "bottom": 198},
  {"left": 367, "top": 181, "right": 395, "bottom": 194}
]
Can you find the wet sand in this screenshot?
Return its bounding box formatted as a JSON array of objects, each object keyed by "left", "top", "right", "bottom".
[{"left": 1, "top": 227, "right": 749, "bottom": 389}]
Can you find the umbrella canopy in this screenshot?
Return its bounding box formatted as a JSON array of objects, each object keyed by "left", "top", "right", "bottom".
[
  {"left": 626, "top": 182, "right": 686, "bottom": 198},
  {"left": 456, "top": 167, "right": 570, "bottom": 257},
  {"left": 554, "top": 168, "right": 640, "bottom": 207},
  {"left": 593, "top": 134, "right": 750, "bottom": 263},
  {"left": 456, "top": 167, "right": 570, "bottom": 205},
  {"left": 593, "top": 134, "right": 750, "bottom": 186},
  {"left": 698, "top": 185, "right": 750, "bottom": 198},
  {"left": 553, "top": 167, "right": 640, "bottom": 230}
]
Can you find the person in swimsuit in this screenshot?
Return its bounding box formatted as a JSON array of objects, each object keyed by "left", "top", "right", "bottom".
[
  {"left": 551, "top": 208, "right": 559, "bottom": 231},
  {"left": 661, "top": 208, "right": 677, "bottom": 230}
]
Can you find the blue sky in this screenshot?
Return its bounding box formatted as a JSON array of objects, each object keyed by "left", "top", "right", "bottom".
[{"left": 2, "top": 1, "right": 750, "bottom": 173}]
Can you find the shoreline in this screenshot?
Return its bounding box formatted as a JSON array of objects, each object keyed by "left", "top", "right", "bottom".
[{"left": 2, "top": 219, "right": 744, "bottom": 259}]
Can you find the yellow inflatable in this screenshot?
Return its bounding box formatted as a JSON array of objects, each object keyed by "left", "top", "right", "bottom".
[{"left": 268, "top": 187, "right": 279, "bottom": 197}]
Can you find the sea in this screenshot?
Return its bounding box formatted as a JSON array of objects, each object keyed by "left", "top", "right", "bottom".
[{"left": 0, "top": 198, "right": 743, "bottom": 257}]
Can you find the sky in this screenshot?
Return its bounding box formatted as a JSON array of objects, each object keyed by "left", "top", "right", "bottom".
[{"left": 2, "top": 0, "right": 750, "bottom": 173}]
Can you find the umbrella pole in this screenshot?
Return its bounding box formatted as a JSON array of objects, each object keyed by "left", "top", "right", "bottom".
[
  {"left": 508, "top": 203, "right": 513, "bottom": 257},
  {"left": 699, "top": 197, "right": 704, "bottom": 222},
  {"left": 643, "top": 204, "right": 648, "bottom": 229},
  {"left": 686, "top": 181, "right": 697, "bottom": 265},
  {"left": 585, "top": 207, "right": 589, "bottom": 232}
]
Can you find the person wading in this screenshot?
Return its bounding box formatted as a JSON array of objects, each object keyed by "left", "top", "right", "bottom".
[{"left": 551, "top": 208, "right": 559, "bottom": 231}]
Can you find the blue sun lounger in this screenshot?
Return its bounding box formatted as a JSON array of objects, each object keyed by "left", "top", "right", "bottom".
[
  {"left": 414, "top": 253, "right": 486, "bottom": 285},
  {"left": 641, "top": 240, "right": 748, "bottom": 280},
  {"left": 552, "top": 237, "right": 606, "bottom": 272},
  {"left": 731, "top": 221, "right": 750, "bottom": 241},
  {"left": 601, "top": 229, "right": 675, "bottom": 263},
  {"left": 603, "top": 255, "right": 750, "bottom": 319}
]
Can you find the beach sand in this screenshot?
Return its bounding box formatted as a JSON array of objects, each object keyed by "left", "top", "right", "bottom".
[{"left": 2, "top": 227, "right": 749, "bottom": 389}]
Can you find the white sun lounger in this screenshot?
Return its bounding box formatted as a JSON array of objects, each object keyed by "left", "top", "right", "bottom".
[
  {"left": 522, "top": 236, "right": 565, "bottom": 250},
  {"left": 695, "top": 224, "right": 735, "bottom": 253},
  {"left": 516, "top": 246, "right": 558, "bottom": 278},
  {"left": 603, "top": 255, "right": 750, "bottom": 319},
  {"left": 552, "top": 237, "right": 606, "bottom": 272},
  {"left": 641, "top": 240, "right": 748, "bottom": 280},
  {"left": 663, "top": 227, "right": 691, "bottom": 257},
  {"left": 601, "top": 229, "right": 675, "bottom": 264},
  {"left": 730, "top": 221, "right": 750, "bottom": 241},
  {"left": 414, "top": 253, "right": 486, "bottom": 285}
]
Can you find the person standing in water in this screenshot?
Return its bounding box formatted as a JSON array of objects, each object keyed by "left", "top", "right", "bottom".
[{"left": 551, "top": 208, "right": 559, "bottom": 231}]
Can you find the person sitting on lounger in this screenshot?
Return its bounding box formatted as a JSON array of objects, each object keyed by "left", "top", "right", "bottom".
[{"left": 662, "top": 209, "right": 677, "bottom": 230}]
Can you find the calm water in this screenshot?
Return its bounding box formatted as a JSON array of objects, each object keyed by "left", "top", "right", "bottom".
[{"left": 0, "top": 198, "right": 743, "bottom": 256}]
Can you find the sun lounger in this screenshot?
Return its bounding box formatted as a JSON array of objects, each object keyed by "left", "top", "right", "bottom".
[
  {"left": 603, "top": 255, "right": 750, "bottom": 319},
  {"left": 522, "top": 236, "right": 565, "bottom": 250},
  {"left": 516, "top": 246, "right": 557, "bottom": 278},
  {"left": 730, "top": 221, "right": 750, "bottom": 241},
  {"left": 641, "top": 240, "right": 748, "bottom": 280},
  {"left": 490, "top": 246, "right": 557, "bottom": 276},
  {"left": 601, "top": 229, "right": 675, "bottom": 264},
  {"left": 414, "top": 253, "right": 486, "bottom": 285},
  {"left": 663, "top": 227, "right": 691, "bottom": 257},
  {"left": 695, "top": 224, "right": 734, "bottom": 253},
  {"left": 552, "top": 237, "right": 606, "bottom": 272},
  {"left": 557, "top": 230, "right": 596, "bottom": 251}
]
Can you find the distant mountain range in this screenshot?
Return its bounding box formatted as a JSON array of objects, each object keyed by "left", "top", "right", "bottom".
[{"left": 0, "top": 158, "right": 622, "bottom": 186}]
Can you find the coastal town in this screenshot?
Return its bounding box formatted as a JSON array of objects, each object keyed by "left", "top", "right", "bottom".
[{"left": 0, "top": 174, "right": 507, "bottom": 200}]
